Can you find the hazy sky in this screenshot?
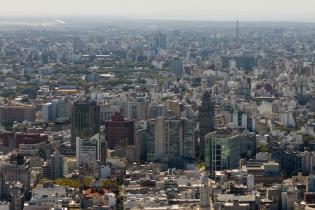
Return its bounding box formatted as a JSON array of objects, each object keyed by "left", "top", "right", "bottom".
[{"left": 1, "top": 0, "right": 315, "bottom": 21}]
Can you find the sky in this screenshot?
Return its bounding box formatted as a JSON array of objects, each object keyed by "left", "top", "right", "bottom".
[{"left": 1, "top": 0, "right": 315, "bottom": 22}]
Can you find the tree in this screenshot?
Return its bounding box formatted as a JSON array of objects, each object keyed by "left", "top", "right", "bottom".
[
  {"left": 54, "top": 177, "right": 93, "bottom": 188},
  {"left": 257, "top": 144, "right": 269, "bottom": 153},
  {"left": 102, "top": 179, "right": 120, "bottom": 194},
  {"left": 303, "top": 135, "right": 315, "bottom": 146}
]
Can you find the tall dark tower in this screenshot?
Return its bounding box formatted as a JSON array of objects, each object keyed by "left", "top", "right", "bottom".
[
  {"left": 198, "top": 91, "right": 215, "bottom": 160},
  {"left": 71, "top": 100, "right": 100, "bottom": 149},
  {"left": 235, "top": 19, "right": 239, "bottom": 43}
]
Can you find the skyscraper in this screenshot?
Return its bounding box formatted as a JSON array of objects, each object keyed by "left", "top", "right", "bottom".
[
  {"left": 151, "top": 32, "right": 167, "bottom": 52},
  {"left": 146, "top": 119, "right": 156, "bottom": 161},
  {"left": 154, "top": 116, "right": 165, "bottom": 160},
  {"left": 76, "top": 136, "right": 99, "bottom": 172},
  {"left": 154, "top": 117, "right": 195, "bottom": 164},
  {"left": 157, "top": 32, "right": 167, "bottom": 49},
  {"left": 163, "top": 118, "right": 182, "bottom": 159},
  {"left": 105, "top": 112, "right": 134, "bottom": 150},
  {"left": 182, "top": 118, "right": 195, "bottom": 159},
  {"left": 204, "top": 128, "right": 241, "bottom": 176},
  {"left": 135, "top": 127, "right": 147, "bottom": 161},
  {"left": 169, "top": 57, "right": 184, "bottom": 76},
  {"left": 51, "top": 150, "right": 64, "bottom": 179},
  {"left": 71, "top": 101, "right": 100, "bottom": 149},
  {"left": 198, "top": 91, "right": 215, "bottom": 159},
  {"left": 42, "top": 99, "right": 59, "bottom": 123}
]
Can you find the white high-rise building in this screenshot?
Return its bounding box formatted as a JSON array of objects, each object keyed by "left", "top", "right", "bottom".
[
  {"left": 233, "top": 113, "right": 238, "bottom": 127},
  {"left": 247, "top": 174, "right": 255, "bottom": 191},
  {"left": 42, "top": 103, "right": 51, "bottom": 123},
  {"left": 76, "top": 135, "right": 100, "bottom": 172},
  {"left": 241, "top": 113, "right": 248, "bottom": 130}
]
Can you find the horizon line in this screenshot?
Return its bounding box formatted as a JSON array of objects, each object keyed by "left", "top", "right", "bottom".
[{"left": 1, "top": 15, "right": 315, "bottom": 24}]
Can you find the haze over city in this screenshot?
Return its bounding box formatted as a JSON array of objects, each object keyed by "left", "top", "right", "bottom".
[{"left": 1, "top": 0, "right": 315, "bottom": 22}]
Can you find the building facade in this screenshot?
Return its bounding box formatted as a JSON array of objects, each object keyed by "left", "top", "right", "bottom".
[
  {"left": 204, "top": 128, "right": 241, "bottom": 175},
  {"left": 0, "top": 105, "right": 35, "bottom": 124},
  {"left": 0, "top": 154, "right": 30, "bottom": 199},
  {"left": 71, "top": 101, "right": 100, "bottom": 149},
  {"left": 105, "top": 112, "right": 134, "bottom": 150},
  {"left": 198, "top": 91, "right": 215, "bottom": 160}
]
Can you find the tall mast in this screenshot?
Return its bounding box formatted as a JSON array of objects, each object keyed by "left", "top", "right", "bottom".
[{"left": 236, "top": 19, "right": 239, "bottom": 43}]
